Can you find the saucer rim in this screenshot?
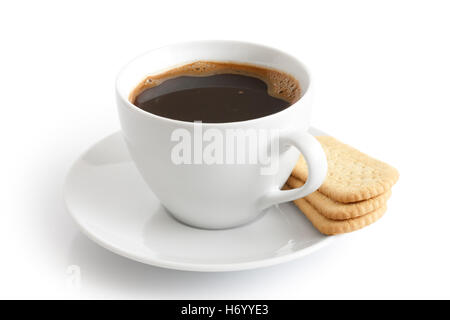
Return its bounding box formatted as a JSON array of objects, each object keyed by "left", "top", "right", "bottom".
[{"left": 68, "top": 212, "right": 335, "bottom": 272}]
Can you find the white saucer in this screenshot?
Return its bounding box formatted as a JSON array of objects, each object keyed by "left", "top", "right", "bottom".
[{"left": 64, "top": 128, "right": 334, "bottom": 272}]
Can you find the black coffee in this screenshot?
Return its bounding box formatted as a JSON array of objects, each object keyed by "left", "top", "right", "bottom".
[{"left": 130, "top": 61, "right": 300, "bottom": 123}]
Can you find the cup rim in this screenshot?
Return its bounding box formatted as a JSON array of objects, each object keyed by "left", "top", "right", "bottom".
[{"left": 115, "top": 40, "right": 312, "bottom": 127}]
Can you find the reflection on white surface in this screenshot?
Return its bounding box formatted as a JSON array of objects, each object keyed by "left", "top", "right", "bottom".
[
  {"left": 24, "top": 129, "right": 342, "bottom": 299},
  {"left": 66, "top": 231, "right": 338, "bottom": 299}
]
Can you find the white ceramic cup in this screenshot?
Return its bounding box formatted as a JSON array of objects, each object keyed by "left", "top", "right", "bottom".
[{"left": 116, "top": 41, "right": 327, "bottom": 229}]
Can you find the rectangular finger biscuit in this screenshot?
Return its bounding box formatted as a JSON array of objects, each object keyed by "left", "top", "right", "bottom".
[
  {"left": 286, "top": 176, "right": 391, "bottom": 220},
  {"left": 292, "top": 136, "right": 399, "bottom": 203}
]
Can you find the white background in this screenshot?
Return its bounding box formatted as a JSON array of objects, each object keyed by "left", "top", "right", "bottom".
[{"left": 1, "top": 0, "right": 449, "bottom": 299}]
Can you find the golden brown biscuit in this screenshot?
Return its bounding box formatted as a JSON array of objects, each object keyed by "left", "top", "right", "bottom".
[
  {"left": 286, "top": 176, "right": 391, "bottom": 220},
  {"left": 292, "top": 136, "right": 399, "bottom": 203},
  {"left": 292, "top": 197, "right": 387, "bottom": 235}
]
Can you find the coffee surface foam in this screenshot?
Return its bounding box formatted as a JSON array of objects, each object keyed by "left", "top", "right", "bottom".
[{"left": 129, "top": 61, "right": 301, "bottom": 104}]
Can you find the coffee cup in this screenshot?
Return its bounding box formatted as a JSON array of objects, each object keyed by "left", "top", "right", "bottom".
[{"left": 116, "top": 40, "right": 327, "bottom": 229}]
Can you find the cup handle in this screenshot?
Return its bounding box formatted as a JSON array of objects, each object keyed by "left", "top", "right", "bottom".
[{"left": 259, "top": 129, "right": 327, "bottom": 210}]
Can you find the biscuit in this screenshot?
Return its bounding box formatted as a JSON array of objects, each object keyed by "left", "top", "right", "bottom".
[
  {"left": 292, "top": 196, "right": 387, "bottom": 235},
  {"left": 292, "top": 136, "right": 399, "bottom": 203},
  {"left": 286, "top": 176, "right": 391, "bottom": 220}
]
